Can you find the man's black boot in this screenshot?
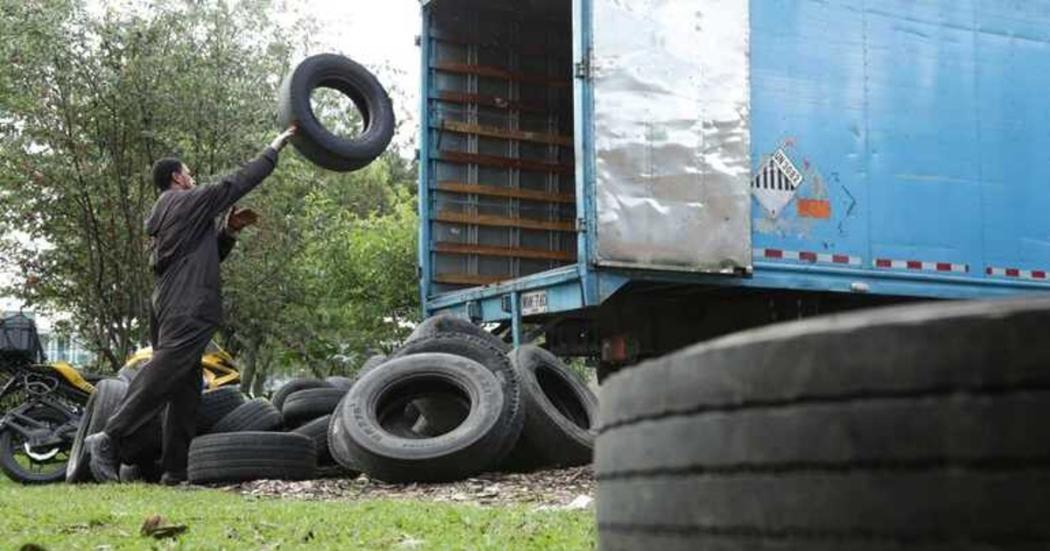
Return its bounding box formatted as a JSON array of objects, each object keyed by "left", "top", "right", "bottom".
[{"left": 85, "top": 432, "right": 120, "bottom": 482}]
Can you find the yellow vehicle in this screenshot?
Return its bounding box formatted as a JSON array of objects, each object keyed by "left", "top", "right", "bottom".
[{"left": 119, "top": 341, "right": 241, "bottom": 390}]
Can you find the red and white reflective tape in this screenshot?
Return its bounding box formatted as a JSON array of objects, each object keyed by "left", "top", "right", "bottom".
[
  {"left": 986, "top": 267, "right": 1048, "bottom": 281},
  {"left": 874, "top": 258, "right": 969, "bottom": 274},
  {"left": 755, "top": 248, "right": 862, "bottom": 267}
]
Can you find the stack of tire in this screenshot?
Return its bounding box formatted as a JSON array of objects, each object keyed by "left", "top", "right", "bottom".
[
  {"left": 186, "top": 376, "right": 353, "bottom": 485},
  {"left": 66, "top": 372, "right": 349, "bottom": 484},
  {"left": 326, "top": 315, "right": 599, "bottom": 483},
  {"left": 594, "top": 298, "right": 1050, "bottom": 550}
]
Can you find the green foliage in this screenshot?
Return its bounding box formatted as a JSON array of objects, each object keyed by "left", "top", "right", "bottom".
[{"left": 0, "top": 0, "right": 421, "bottom": 385}]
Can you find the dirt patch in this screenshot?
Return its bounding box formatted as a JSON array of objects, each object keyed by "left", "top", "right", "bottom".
[{"left": 215, "top": 466, "right": 594, "bottom": 508}]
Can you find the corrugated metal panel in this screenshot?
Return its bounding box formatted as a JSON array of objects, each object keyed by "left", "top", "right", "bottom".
[
  {"left": 590, "top": 0, "right": 752, "bottom": 272},
  {"left": 423, "top": 1, "right": 577, "bottom": 295}
]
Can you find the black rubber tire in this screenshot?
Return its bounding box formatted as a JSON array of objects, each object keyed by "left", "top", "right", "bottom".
[
  {"left": 281, "top": 387, "right": 346, "bottom": 428},
  {"left": 291, "top": 414, "right": 339, "bottom": 466},
  {"left": 407, "top": 315, "right": 510, "bottom": 353},
  {"left": 360, "top": 354, "right": 387, "bottom": 373},
  {"left": 209, "top": 399, "right": 283, "bottom": 434},
  {"left": 390, "top": 332, "right": 523, "bottom": 463},
  {"left": 277, "top": 53, "right": 395, "bottom": 172},
  {"left": 195, "top": 386, "right": 247, "bottom": 434},
  {"left": 272, "top": 378, "right": 331, "bottom": 412},
  {"left": 66, "top": 378, "right": 127, "bottom": 483},
  {"left": 188, "top": 431, "right": 316, "bottom": 484},
  {"left": 116, "top": 364, "right": 140, "bottom": 383},
  {"left": 328, "top": 353, "right": 513, "bottom": 482},
  {"left": 0, "top": 403, "right": 76, "bottom": 484},
  {"left": 504, "top": 346, "right": 597, "bottom": 470},
  {"left": 325, "top": 376, "right": 354, "bottom": 391},
  {"left": 596, "top": 298, "right": 1050, "bottom": 550}
]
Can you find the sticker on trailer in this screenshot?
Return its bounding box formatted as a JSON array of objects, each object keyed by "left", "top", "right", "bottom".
[
  {"left": 752, "top": 148, "right": 804, "bottom": 218},
  {"left": 521, "top": 291, "right": 549, "bottom": 316}
]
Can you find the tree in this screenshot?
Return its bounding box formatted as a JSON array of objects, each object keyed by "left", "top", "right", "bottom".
[
  {"left": 0, "top": 0, "right": 303, "bottom": 369},
  {"left": 0, "top": 1, "right": 422, "bottom": 388}
]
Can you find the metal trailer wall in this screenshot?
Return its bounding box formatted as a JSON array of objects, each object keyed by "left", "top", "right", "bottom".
[{"left": 418, "top": 0, "right": 1050, "bottom": 343}]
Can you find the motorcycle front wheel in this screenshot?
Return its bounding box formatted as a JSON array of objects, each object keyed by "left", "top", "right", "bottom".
[{"left": 0, "top": 405, "right": 74, "bottom": 484}]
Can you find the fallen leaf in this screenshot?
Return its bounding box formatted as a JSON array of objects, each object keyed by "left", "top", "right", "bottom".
[{"left": 140, "top": 515, "right": 188, "bottom": 539}]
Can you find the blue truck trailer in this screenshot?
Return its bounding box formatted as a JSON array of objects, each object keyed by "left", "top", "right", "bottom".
[{"left": 417, "top": 0, "right": 1050, "bottom": 377}]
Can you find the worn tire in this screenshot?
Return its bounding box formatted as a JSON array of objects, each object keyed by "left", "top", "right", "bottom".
[
  {"left": 281, "top": 387, "right": 346, "bottom": 427},
  {"left": 407, "top": 315, "right": 510, "bottom": 353},
  {"left": 325, "top": 376, "right": 354, "bottom": 391},
  {"left": 272, "top": 378, "right": 331, "bottom": 412},
  {"left": 66, "top": 378, "right": 127, "bottom": 483},
  {"left": 597, "top": 298, "right": 1050, "bottom": 550},
  {"left": 391, "top": 333, "right": 523, "bottom": 462},
  {"left": 195, "top": 386, "right": 247, "bottom": 434},
  {"left": 277, "top": 53, "right": 395, "bottom": 172},
  {"left": 209, "top": 399, "right": 283, "bottom": 434},
  {"left": 360, "top": 354, "right": 387, "bottom": 374},
  {"left": 188, "top": 432, "right": 316, "bottom": 484},
  {"left": 292, "top": 414, "right": 338, "bottom": 466},
  {"left": 504, "top": 346, "right": 597, "bottom": 470},
  {"left": 116, "top": 365, "right": 140, "bottom": 383},
  {"left": 328, "top": 353, "right": 513, "bottom": 482}
]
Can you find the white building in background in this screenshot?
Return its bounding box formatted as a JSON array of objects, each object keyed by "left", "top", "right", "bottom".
[{"left": 1, "top": 296, "right": 94, "bottom": 367}]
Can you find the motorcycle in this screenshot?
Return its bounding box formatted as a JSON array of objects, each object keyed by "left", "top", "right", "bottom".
[{"left": 0, "top": 314, "right": 240, "bottom": 484}]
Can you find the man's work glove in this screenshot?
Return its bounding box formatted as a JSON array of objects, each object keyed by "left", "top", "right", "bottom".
[{"left": 226, "top": 206, "right": 259, "bottom": 235}]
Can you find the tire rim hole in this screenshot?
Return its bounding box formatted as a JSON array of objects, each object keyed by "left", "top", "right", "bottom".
[
  {"left": 376, "top": 377, "right": 471, "bottom": 439},
  {"left": 311, "top": 85, "right": 367, "bottom": 139},
  {"left": 536, "top": 366, "right": 590, "bottom": 430}
]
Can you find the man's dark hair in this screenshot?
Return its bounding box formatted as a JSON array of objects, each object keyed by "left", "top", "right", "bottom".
[{"left": 152, "top": 158, "right": 183, "bottom": 192}]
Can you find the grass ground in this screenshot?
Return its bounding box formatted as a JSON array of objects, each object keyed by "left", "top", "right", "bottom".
[{"left": 0, "top": 476, "right": 595, "bottom": 550}]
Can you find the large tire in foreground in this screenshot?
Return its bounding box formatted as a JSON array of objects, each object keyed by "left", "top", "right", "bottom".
[
  {"left": 596, "top": 298, "right": 1050, "bottom": 551},
  {"left": 66, "top": 378, "right": 127, "bottom": 483},
  {"left": 504, "top": 346, "right": 597, "bottom": 470},
  {"left": 188, "top": 432, "right": 316, "bottom": 484},
  {"left": 277, "top": 53, "right": 395, "bottom": 172},
  {"left": 195, "top": 386, "right": 247, "bottom": 434},
  {"left": 272, "top": 378, "right": 331, "bottom": 412},
  {"left": 209, "top": 399, "right": 283, "bottom": 434},
  {"left": 407, "top": 314, "right": 510, "bottom": 353},
  {"left": 281, "top": 387, "right": 346, "bottom": 427},
  {"left": 391, "top": 333, "right": 523, "bottom": 462},
  {"left": 328, "top": 353, "right": 513, "bottom": 483}
]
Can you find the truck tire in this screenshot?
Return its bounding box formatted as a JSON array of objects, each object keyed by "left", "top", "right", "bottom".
[
  {"left": 504, "top": 346, "right": 597, "bottom": 470},
  {"left": 209, "top": 399, "right": 283, "bottom": 434},
  {"left": 117, "top": 364, "right": 140, "bottom": 383},
  {"left": 328, "top": 353, "right": 513, "bottom": 482},
  {"left": 188, "top": 432, "right": 316, "bottom": 484},
  {"left": 391, "top": 333, "right": 523, "bottom": 462},
  {"left": 325, "top": 376, "right": 354, "bottom": 390},
  {"left": 360, "top": 354, "right": 387, "bottom": 373},
  {"left": 281, "top": 387, "right": 346, "bottom": 427},
  {"left": 272, "top": 378, "right": 330, "bottom": 411},
  {"left": 597, "top": 298, "right": 1050, "bottom": 550},
  {"left": 67, "top": 378, "right": 127, "bottom": 483},
  {"left": 292, "top": 414, "right": 340, "bottom": 467},
  {"left": 407, "top": 314, "right": 510, "bottom": 353},
  {"left": 195, "top": 386, "right": 246, "bottom": 434},
  {"left": 277, "top": 53, "right": 395, "bottom": 172}
]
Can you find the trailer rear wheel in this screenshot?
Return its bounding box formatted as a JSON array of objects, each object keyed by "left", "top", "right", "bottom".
[{"left": 597, "top": 298, "right": 1050, "bottom": 550}]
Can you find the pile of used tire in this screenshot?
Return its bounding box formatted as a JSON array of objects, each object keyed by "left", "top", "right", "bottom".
[
  {"left": 69, "top": 315, "right": 598, "bottom": 485},
  {"left": 326, "top": 316, "right": 598, "bottom": 483}
]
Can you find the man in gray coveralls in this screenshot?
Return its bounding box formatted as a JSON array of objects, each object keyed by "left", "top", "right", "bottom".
[{"left": 85, "top": 126, "right": 297, "bottom": 484}]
